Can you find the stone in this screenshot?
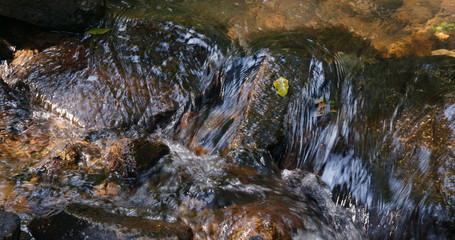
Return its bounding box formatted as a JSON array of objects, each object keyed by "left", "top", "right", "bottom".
[
  {"left": 0, "top": 209, "right": 20, "bottom": 240},
  {"left": 28, "top": 203, "right": 193, "bottom": 240},
  {"left": 0, "top": 78, "right": 29, "bottom": 133},
  {"left": 106, "top": 139, "right": 170, "bottom": 178},
  {"left": 215, "top": 201, "right": 305, "bottom": 240},
  {"left": 32, "top": 140, "right": 83, "bottom": 176},
  {"left": 0, "top": 0, "right": 105, "bottom": 31},
  {"left": 2, "top": 19, "right": 220, "bottom": 131},
  {"left": 178, "top": 38, "right": 336, "bottom": 171},
  {"left": 282, "top": 171, "right": 364, "bottom": 239}
]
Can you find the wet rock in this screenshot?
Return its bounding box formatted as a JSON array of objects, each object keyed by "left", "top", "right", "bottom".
[
  {"left": 106, "top": 139, "right": 170, "bottom": 178},
  {"left": 215, "top": 201, "right": 305, "bottom": 240},
  {"left": 282, "top": 171, "right": 364, "bottom": 239},
  {"left": 180, "top": 38, "right": 335, "bottom": 171},
  {"left": 28, "top": 203, "right": 193, "bottom": 240},
  {"left": 0, "top": 78, "right": 29, "bottom": 133},
  {"left": 0, "top": 0, "right": 105, "bottom": 31},
  {"left": 309, "top": 56, "right": 455, "bottom": 239},
  {"left": 0, "top": 209, "right": 20, "bottom": 240},
  {"left": 33, "top": 140, "right": 83, "bottom": 176},
  {"left": 3, "top": 19, "right": 221, "bottom": 131}
]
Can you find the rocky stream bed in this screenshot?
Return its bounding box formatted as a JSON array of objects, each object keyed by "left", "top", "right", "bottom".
[{"left": 1, "top": 0, "right": 455, "bottom": 239}]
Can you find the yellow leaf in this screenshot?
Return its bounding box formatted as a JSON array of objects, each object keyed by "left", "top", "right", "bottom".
[
  {"left": 273, "top": 77, "right": 289, "bottom": 97},
  {"left": 86, "top": 28, "right": 111, "bottom": 35}
]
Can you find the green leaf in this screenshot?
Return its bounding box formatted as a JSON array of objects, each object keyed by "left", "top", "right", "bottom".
[
  {"left": 86, "top": 28, "right": 111, "bottom": 35},
  {"left": 273, "top": 77, "right": 289, "bottom": 97},
  {"left": 431, "top": 22, "right": 455, "bottom": 32}
]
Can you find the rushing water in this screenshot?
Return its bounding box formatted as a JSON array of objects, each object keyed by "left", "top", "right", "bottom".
[{"left": 1, "top": 0, "right": 455, "bottom": 239}]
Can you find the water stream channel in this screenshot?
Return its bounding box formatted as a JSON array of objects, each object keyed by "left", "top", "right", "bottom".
[{"left": 1, "top": 0, "right": 455, "bottom": 239}]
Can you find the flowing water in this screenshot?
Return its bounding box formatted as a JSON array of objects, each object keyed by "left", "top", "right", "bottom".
[{"left": 1, "top": 0, "right": 455, "bottom": 239}]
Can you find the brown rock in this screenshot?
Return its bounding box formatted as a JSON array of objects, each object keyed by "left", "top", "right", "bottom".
[
  {"left": 28, "top": 203, "right": 193, "bottom": 240},
  {"left": 215, "top": 201, "right": 305, "bottom": 240},
  {"left": 32, "top": 140, "right": 83, "bottom": 176},
  {"left": 106, "top": 139, "right": 170, "bottom": 178}
]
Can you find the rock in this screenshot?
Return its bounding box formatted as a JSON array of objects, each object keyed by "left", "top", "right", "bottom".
[
  {"left": 179, "top": 36, "right": 335, "bottom": 171},
  {"left": 3, "top": 19, "right": 221, "bottom": 131},
  {"left": 32, "top": 140, "right": 83, "bottom": 176},
  {"left": 282, "top": 171, "right": 364, "bottom": 239},
  {"left": 0, "top": 0, "right": 105, "bottom": 31},
  {"left": 215, "top": 201, "right": 305, "bottom": 240},
  {"left": 309, "top": 56, "right": 455, "bottom": 239},
  {"left": 106, "top": 139, "right": 170, "bottom": 178},
  {"left": 0, "top": 209, "right": 20, "bottom": 240},
  {"left": 0, "top": 78, "right": 29, "bottom": 133},
  {"left": 28, "top": 203, "right": 193, "bottom": 240}
]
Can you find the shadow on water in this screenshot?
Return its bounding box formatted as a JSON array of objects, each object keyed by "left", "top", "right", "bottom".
[{"left": 0, "top": 0, "right": 454, "bottom": 239}]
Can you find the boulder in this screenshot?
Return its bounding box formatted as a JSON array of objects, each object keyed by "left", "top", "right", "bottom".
[
  {"left": 106, "top": 139, "right": 170, "bottom": 178},
  {"left": 3, "top": 19, "right": 220, "bottom": 131},
  {"left": 215, "top": 201, "right": 305, "bottom": 240},
  {"left": 0, "top": 209, "right": 20, "bottom": 240},
  {"left": 0, "top": 0, "right": 105, "bottom": 31},
  {"left": 28, "top": 203, "right": 193, "bottom": 240},
  {"left": 178, "top": 35, "right": 336, "bottom": 171}
]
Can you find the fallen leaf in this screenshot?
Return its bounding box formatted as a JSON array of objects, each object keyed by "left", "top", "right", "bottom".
[
  {"left": 86, "top": 28, "right": 111, "bottom": 35},
  {"left": 273, "top": 77, "right": 289, "bottom": 97}
]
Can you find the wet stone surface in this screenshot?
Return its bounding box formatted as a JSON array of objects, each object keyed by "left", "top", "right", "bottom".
[
  {"left": 2, "top": 18, "right": 222, "bottom": 131},
  {"left": 32, "top": 140, "right": 83, "bottom": 176},
  {"left": 215, "top": 201, "right": 305, "bottom": 240},
  {"left": 0, "top": 78, "right": 30, "bottom": 134},
  {"left": 0, "top": 209, "right": 20, "bottom": 240},
  {"left": 28, "top": 203, "right": 193, "bottom": 240},
  {"left": 178, "top": 35, "right": 336, "bottom": 172},
  {"left": 106, "top": 139, "right": 170, "bottom": 178}
]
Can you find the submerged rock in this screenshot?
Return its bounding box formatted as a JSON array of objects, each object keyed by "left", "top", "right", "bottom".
[
  {"left": 32, "top": 140, "right": 84, "bottom": 176},
  {"left": 0, "top": 209, "right": 20, "bottom": 240},
  {"left": 179, "top": 36, "right": 335, "bottom": 171},
  {"left": 26, "top": 137, "right": 170, "bottom": 181},
  {"left": 282, "top": 171, "right": 364, "bottom": 240},
  {"left": 28, "top": 203, "right": 193, "bottom": 240},
  {"left": 215, "top": 201, "right": 305, "bottom": 240},
  {"left": 0, "top": 78, "right": 29, "bottom": 133},
  {"left": 0, "top": 0, "right": 105, "bottom": 31},
  {"left": 106, "top": 139, "right": 170, "bottom": 178}
]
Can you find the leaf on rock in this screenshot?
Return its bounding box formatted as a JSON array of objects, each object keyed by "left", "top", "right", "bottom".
[
  {"left": 273, "top": 77, "right": 289, "bottom": 97},
  {"left": 86, "top": 28, "right": 111, "bottom": 35}
]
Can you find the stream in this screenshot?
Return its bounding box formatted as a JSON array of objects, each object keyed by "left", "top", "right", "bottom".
[{"left": 1, "top": 0, "right": 455, "bottom": 239}]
